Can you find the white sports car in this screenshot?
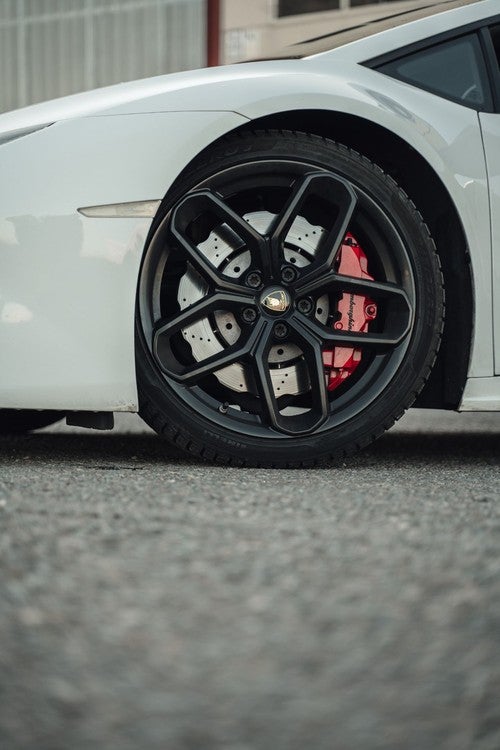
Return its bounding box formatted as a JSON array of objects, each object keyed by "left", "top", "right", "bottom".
[{"left": 1, "top": 0, "right": 499, "bottom": 466}]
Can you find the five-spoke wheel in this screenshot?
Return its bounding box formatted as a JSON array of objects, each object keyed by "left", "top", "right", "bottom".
[{"left": 136, "top": 132, "right": 443, "bottom": 466}]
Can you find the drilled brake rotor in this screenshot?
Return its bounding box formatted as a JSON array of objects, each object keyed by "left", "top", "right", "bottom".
[{"left": 178, "top": 212, "right": 328, "bottom": 397}]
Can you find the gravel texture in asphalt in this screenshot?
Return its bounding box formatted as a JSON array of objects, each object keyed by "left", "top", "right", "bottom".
[{"left": 1, "top": 410, "right": 499, "bottom": 750}]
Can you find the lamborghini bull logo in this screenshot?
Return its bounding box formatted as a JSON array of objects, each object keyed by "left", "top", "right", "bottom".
[{"left": 261, "top": 289, "right": 290, "bottom": 313}]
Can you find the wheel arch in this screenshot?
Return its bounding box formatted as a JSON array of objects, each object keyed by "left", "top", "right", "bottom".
[
  {"left": 230, "top": 109, "right": 473, "bottom": 410},
  {"left": 147, "top": 109, "right": 472, "bottom": 411}
]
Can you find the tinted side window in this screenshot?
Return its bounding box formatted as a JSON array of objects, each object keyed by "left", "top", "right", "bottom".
[
  {"left": 490, "top": 24, "right": 500, "bottom": 70},
  {"left": 378, "top": 35, "right": 489, "bottom": 109},
  {"left": 278, "top": 0, "right": 338, "bottom": 16}
]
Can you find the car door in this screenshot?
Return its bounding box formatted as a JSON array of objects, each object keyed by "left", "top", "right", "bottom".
[{"left": 478, "top": 23, "right": 500, "bottom": 373}]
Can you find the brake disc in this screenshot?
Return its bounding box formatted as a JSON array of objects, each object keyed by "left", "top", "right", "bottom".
[{"left": 178, "top": 212, "right": 328, "bottom": 397}]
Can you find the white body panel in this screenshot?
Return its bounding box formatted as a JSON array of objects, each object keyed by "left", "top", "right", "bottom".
[
  {"left": 0, "top": 0, "right": 498, "bottom": 412},
  {"left": 479, "top": 112, "right": 500, "bottom": 375},
  {"left": 0, "top": 111, "right": 247, "bottom": 409},
  {"left": 461, "top": 376, "right": 500, "bottom": 410},
  {"left": 232, "top": 65, "right": 493, "bottom": 379}
]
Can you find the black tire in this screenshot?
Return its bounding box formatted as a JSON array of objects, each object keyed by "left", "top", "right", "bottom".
[
  {"left": 0, "top": 409, "right": 62, "bottom": 434},
  {"left": 136, "top": 131, "right": 444, "bottom": 467}
]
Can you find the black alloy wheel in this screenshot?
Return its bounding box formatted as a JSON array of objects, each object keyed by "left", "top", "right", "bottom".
[{"left": 136, "top": 131, "right": 443, "bottom": 467}]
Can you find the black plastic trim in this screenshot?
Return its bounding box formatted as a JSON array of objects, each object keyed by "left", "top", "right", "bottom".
[
  {"left": 364, "top": 14, "right": 500, "bottom": 114},
  {"left": 364, "top": 13, "right": 500, "bottom": 67},
  {"left": 480, "top": 25, "right": 500, "bottom": 113},
  {"left": 66, "top": 411, "right": 115, "bottom": 430}
]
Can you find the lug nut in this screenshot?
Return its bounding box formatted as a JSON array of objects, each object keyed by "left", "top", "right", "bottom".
[
  {"left": 242, "top": 307, "right": 257, "bottom": 323},
  {"left": 281, "top": 265, "right": 297, "bottom": 284},
  {"left": 274, "top": 322, "right": 288, "bottom": 339},
  {"left": 297, "top": 297, "right": 313, "bottom": 315},
  {"left": 246, "top": 271, "right": 262, "bottom": 289}
]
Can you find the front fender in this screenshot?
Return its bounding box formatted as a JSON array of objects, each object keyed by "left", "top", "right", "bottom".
[{"left": 0, "top": 110, "right": 247, "bottom": 410}]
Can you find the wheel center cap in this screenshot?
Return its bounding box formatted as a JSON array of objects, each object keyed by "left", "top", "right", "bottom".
[{"left": 260, "top": 288, "right": 291, "bottom": 315}]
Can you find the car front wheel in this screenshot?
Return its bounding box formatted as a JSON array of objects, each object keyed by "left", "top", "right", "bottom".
[{"left": 136, "top": 131, "right": 444, "bottom": 467}]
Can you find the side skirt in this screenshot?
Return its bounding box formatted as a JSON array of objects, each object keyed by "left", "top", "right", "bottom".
[{"left": 460, "top": 377, "right": 500, "bottom": 411}]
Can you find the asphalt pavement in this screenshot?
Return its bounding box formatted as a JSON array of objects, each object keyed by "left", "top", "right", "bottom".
[{"left": 1, "top": 410, "right": 499, "bottom": 750}]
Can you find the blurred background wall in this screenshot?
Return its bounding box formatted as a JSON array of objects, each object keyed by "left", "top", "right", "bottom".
[
  {"left": 0, "top": 0, "right": 205, "bottom": 113},
  {"left": 0, "top": 0, "right": 427, "bottom": 113},
  {"left": 222, "top": 0, "right": 430, "bottom": 63}
]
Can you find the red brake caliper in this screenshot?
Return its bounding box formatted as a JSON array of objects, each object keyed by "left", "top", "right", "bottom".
[{"left": 322, "top": 233, "right": 378, "bottom": 391}]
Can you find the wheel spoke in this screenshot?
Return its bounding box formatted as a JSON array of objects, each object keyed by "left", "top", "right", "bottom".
[
  {"left": 155, "top": 291, "right": 254, "bottom": 338},
  {"left": 153, "top": 291, "right": 257, "bottom": 382},
  {"left": 268, "top": 172, "right": 357, "bottom": 283},
  {"left": 296, "top": 270, "right": 413, "bottom": 349},
  {"left": 250, "top": 329, "right": 280, "bottom": 431},
  {"left": 292, "top": 304, "right": 411, "bottom": 351},
  {"left": 297, "top": 269, "right": 412, "bottom": 303},
  {"left": 171, "top": 189, "right": 270, "bottom": 286},
  {"left": 251, "top": 317, "right": 329, "bottom": 436}
]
